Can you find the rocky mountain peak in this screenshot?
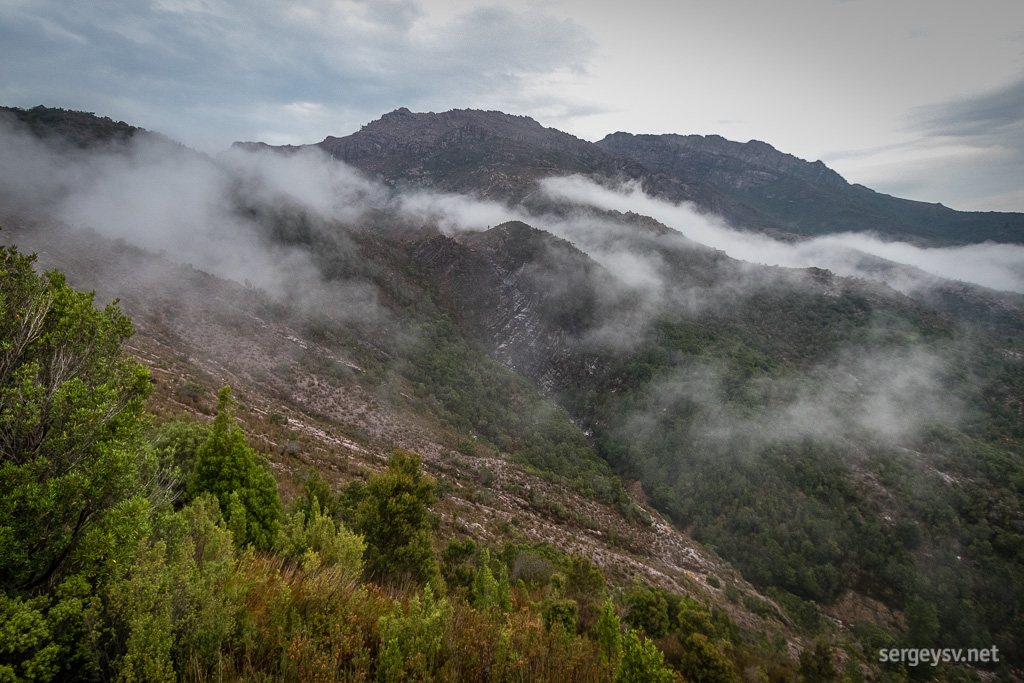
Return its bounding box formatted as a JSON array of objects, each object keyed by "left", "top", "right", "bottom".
[{"left": 319, "top": 107, "right": 588, "bottom": 164}]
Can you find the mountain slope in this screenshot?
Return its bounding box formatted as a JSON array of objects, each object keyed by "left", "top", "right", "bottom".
[
  {"left": 596, "top": 132, "right": 1024, "bottom": 245},
  {"left": 242, "top": 107, "right": 775, "bottom": 231},
  {"left": 4, "top": 105, "right": 1024, "bottom": 679}
]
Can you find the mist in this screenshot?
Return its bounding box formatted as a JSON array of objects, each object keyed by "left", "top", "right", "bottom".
[{"left": 538, "top": 175, "right": 1024, "bottom": 295}]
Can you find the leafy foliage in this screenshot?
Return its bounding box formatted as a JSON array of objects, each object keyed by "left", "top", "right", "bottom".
[
  {"left": 276, "top": 498, "right": 365, "bottom": 573},
  {"left": 617, "top": 630, "right": 674, "bottom": 683},
  {"left": 356, "top": 449, "right": 438, "bottom": 585},
  {"left": 0, "top": 246, "right": 152, "bottom": 593},
  {"left": 405, "top": 318, "right": 614, "bottom": 487}
]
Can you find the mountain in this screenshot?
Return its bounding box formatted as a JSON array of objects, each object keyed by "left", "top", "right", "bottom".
[
  {"left": 238, "top": 107, "right": 776, "bottom": 232},
  {"left": 0, "top": 104, "right": 172, "bottom": 151},
  {"left": 596, "top": 132, "right": 1024, "bottom": 245},
  {"left": 250, "top": 107, "right": 1024, "bottom": 246},
  {"left": 3, "top": 105, "right": 1024, "bottom": 681}
]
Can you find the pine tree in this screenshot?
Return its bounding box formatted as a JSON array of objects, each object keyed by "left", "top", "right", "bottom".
[
  {"left": 189, "top": 386, "right": 281, "bottom": 550},
  {"left": 596, "top": 597, "right": 623, "bottom": 664},
  {"left": 356, "top": 449, "right": 437, "bottom": 584}
]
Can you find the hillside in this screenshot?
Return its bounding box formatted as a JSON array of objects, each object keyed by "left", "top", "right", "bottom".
[
  {"left": 2, "top": 105, "right": 1024, "bottom": 681},
  {"left": 596, "top": 132, "right": 1024, "bottom": 245}
]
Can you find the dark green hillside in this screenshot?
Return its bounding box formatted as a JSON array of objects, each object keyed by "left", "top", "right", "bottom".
[
  {"left": 385, "top": 212, "right": 1024, "bottom": 672},
  {"left": 0, "top": 105, "right": 158, "bottom": 150},
  {"left": 561, "top": 284, "right": 1024, "bottom": 667}
]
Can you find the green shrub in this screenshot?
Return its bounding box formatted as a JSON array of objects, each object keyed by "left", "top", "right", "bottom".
[
  {"left": 617, "top": 630, "right": 674, "bottom": 683},
  {"left": 276, "top": 499, "right": 365, "bottom": 574},
  {"left": 189, "top": 386, "right": 282, "bottom": 550},
  {"left": 356, "top": 449, "right": 438, "bottom": 585},
  {"left": 627, "top": 587, "right": 669, "bottom": 639}
]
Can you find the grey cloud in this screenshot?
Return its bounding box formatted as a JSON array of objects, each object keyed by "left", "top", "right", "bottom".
[
  {"left": 905, "top": 74, "right": 1024, "bottom": 208},
  {"left": 914, "top": 74, "right": 1024, "bottom": 140},
  {"left": 0, "top": 0, "right": 596, "bottom": 150},
  {"left": 0, "top": 115, "right": 390, "bottom": 325}
]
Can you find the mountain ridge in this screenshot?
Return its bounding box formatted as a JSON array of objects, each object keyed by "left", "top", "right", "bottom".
[
  {"left": 596, "top": 130, "right": 1024, "bottom": 244},
  {"left": 237, "top": 105, "right": 1024, "bottom": 246}
]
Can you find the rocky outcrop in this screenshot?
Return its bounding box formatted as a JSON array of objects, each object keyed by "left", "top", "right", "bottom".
[{"left": 413, "top": 222, "right": 608, "bottom": 392}]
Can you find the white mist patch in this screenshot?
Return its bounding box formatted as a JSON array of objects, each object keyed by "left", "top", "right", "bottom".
[
  {"left": 539, "top": 175, "right": 1024, "bottom": 294},
  {"left": 395, "top": 191, "right": 519, "bottom": 234},
  {"left": 0, "top": 119, "right": 391, "bottom": 323},
  {"left": 218, "top": 145, "right": 389, "bottom": 223},
  {"left": 636, "top": 344, "right": 966, "bottom": 451}
]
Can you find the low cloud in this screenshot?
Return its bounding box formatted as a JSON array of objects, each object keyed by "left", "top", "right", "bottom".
[
  {"left": 538, "top": 175, "right": 1024, "bottom": 294},
  {"left": 0, "top": 116, "right": 387, "bottom": 324},
  {"left": 625, "top": 340, "right": 967, "bottom": 456}
]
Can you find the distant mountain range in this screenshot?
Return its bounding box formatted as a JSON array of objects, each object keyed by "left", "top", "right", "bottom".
[{"left": 238, "top": 106, "right": 1024, "bottom": 246}]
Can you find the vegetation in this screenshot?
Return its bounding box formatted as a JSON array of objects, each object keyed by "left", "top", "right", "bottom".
[
  {"left": 5, "top": 105, "right": 1023, "bottom": 682},
  {"left": 0, "top": 249, "right": 781, "bottom": 682},
  {"left": 569, "top": 294, "right": 1024, "bottom": 672},
  {"left": 189, "top": 386, "right": 282, "bottom": 550}
]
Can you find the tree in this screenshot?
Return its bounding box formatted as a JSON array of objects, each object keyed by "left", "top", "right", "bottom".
[
  {"left": 617, "top": 629, "right": 674, "bottom": 683},
  {"left": 596, "top": 597, "right": 623, "bottom": 664},
  {"left": 797, "top": 639, "right": 836, "bottom": 682},
  {"left": 189, "top": 386, "right": 281, "bottom": 550},
  {"left": 356, "top": 449, "right": 437, "bottom": 585},
  {"left": 148, "top": 419, "right": 211, "bottom": 503},
  {"left": 903, "top": 595, "right": 939, "bottom": 649},
  {"left": 681, "top": 633, "right": 741, "bottom": 683},
  {"left": 0, "top": 245, "right": 152, "bottom": 592},
  {"left": 627, "top": 586, "right": 669, "bottom": 639}
]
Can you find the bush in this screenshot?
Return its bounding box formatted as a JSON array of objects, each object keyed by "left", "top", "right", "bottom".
[
  {"left": 617, "top": 630, "right": 674, "bottom": 683},
  {"left": 541, "top": 597, "right": 579, "bottom": 633},
  {"left": 376, "top": 586, "right": 451, "bottom": 682},
  {"left": 627, "top": 587, "right": 669, "bottom": 639},
  {"left": 356, "top": 449, "right": 438, "bottom": 585},
  {"left": 680, "top": 632, "right": 741, "bottom": 683},
  {"left": 276, "top": 499, "right": 365, "bottom": 574}
]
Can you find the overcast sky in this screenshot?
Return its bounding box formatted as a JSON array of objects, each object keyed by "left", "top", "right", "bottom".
[{"left": 1, "top": 0, "right": 1022, "bottom": 211}]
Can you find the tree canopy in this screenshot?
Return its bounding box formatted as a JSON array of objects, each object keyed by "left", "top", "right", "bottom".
[{"left": 0, "top": 245, "right": 152, "bottom": 592}]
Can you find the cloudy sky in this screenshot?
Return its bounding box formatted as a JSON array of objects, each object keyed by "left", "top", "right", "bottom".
[{"left": 1, "top": 0, "right": 1022, "bottom": 211}]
